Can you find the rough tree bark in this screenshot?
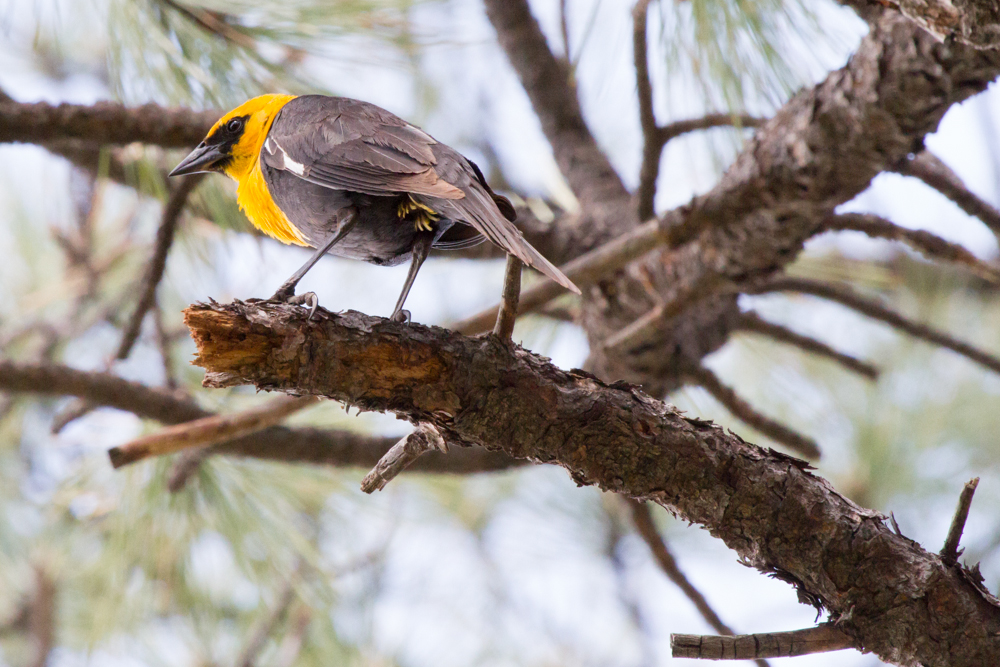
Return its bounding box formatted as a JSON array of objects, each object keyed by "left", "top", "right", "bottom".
[{"left": 184, "top": 300, "right": 1000, "bottom": 667}]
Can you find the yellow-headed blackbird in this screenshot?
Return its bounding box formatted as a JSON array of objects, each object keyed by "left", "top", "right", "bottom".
[{"left": 170, "top": 94, "right": 579, "bottom": 321}]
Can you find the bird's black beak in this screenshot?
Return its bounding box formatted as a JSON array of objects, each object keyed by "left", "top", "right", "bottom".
[{"left": 169, "top": 142, "right": 227, "bottom": 177}]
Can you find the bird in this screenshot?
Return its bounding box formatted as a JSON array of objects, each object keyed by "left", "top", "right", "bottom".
[{"left": 169, "top": 94, "right": 580, "bottom": 322}]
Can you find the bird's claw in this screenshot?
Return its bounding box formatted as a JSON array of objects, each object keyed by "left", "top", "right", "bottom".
[
  {"left": 269, "top": 288, "right": 320, "bottom": 320},
  {"left": 390, "top": 308, "right": 411, "bottom": 324}
]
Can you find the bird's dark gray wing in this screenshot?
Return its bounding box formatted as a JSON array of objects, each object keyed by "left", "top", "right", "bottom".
[
  {"left": 262, "top": 95, "right": 579, "bottom": 293},
  {"left": 261, "top": 95, "right": 463, "bottom": 200}
]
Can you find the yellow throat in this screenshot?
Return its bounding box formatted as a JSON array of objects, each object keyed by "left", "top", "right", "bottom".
[{"left": 215, "top": 94, "right": 307, "bottom": 246}]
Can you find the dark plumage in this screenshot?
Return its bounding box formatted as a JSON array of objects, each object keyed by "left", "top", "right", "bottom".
[{"left": 170, "top": 94, "right": 579, "bottom": 321}]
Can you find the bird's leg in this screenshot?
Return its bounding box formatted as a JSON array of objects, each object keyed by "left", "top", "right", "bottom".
[
  {"left": 390, "top": 231, "right": 435, "bottom": 324},
  {"left": 270, "top": 210, "right": 357, "bottom": 318}
]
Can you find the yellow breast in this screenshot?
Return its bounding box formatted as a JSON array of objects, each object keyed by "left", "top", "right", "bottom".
[{"left": 236, "top": 164, "right": 309, "bottom": 246}]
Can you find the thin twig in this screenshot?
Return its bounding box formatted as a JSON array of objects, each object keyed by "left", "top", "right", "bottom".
[
  {"left": 116, "top": 174, "right": 202, "bottom": 360},
  {"left": 236, "top": 575, "right": 298, "bottom": 667},
  {"left": 53, "top": 174, "right": 202, "bottom": 433},
  {"left": 828, "top": 212, "right": 1000, "bottom": 282},
  {"left": 895, "top": 151, "right": 1000, "bottom": 236},
  {"left": 157, "top": 0, "right": 258, "bottom": 50},
  {"left": 360, "top": 424, "right": 448, "bottom": 493},
  {"left": 941, "top": 477, "right": 980, "bottom": 566},
  {"left": 167, "top": 446, "right": 213, "bottom": 492},
  {"left": 685, "top": 364, "right": 820, "bottom": 459},
  {"left": 28, "top": 565, "right": 55, "bottom": 667},
  {"left": 757, "top": 276, "right": 1000, "bottom": 376},
  {"left": 273, "top": 605, "right": 312, "bottom": 667},
  {"left": 452, "top": 209, "right": 699, "bottom": 335},
  {"left": 629, "top": 501, "right": 733, "bottom": 635},
  {"left": 108, "top": 395, "right": 320, "bottom": 469},
  {"left": 656, "top": 113, "right": 765, "bottom": 145},
  {"left": 153, "top": 301, "right": 179, "bottom": 391},
  {"left": 671, "top": 623, "right": 855, "bottom": 660},
  {"left": 1, "top": 359, "right": 517, "bottom": 473},
  {"left": 735, "top": 312, "right": 879, "bottom": 380},
  {"left": 633, "top": 0, "right": 658, "bottom": 221},
  {"left": 559, "top": 0, "right": 571, "bottom": 60},
  {"left": 493, "top": 255, "right": 523, "bottom": 340}
]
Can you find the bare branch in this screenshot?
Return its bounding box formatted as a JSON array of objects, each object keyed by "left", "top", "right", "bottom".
[
  {"left": 683, "top": 364, "right": 820, "bottom": 459},
  {"left": 0, "top": 100, "right": 217, "bottom": 147},
  {"left": 634, "top": 0, "right": 658, "bottom": 221},
  {"left": 757, "top": 276, "right": 1000, "bottom": 376},
  {"left": 493, "top": 255, "right": 523, "bottom": 340},
  {"left": 482, "top": 0, "right": 630, "bottom": 206},
  {"left": 671, "top": 624, "right": 855, "bottom": 660},
  {"left": 628, "top": 501, "right": 737, "bottom": 636},
  {"left": 941, "top": 477, "right": 980, "bottom": 565},
  {"left": 895, "top": 151, "right": 1000, "bottom": 236},
  {"left": 273, "top": 605, "right": 312, "bottom": 667},
  {"left": 28, "top": 566, "right": 55, "bottom": 667},
  {"left": 828, "top": 212, "right": 1000, "bottom": 282},
  {"left": 236, "top": 574, "right": 297, "bottom": 667},
  {"left": 109, "top": 395, "right": 320, "bottom": 469},
  {"left": 735, "top": 312, "right": 879, "bottom": 380},
  {"left": 116, "top": 174, "right": 202, "bottom": 360},
  {"left": 167, "top": 446, "right": 212, "bottom": 492},
  {"left": 656, "top": 114, "right": 765, "bottom": 145},
  {"left": 360, "top": 424, "right": 448, "bottom": 493},
  {"left": 183, "top": 299, "right": 1000, "bottom": 666},
  {"left": 0, "top": 360, "right": 518, "bottom": 474},
  {"left": 451, "top": 210, "right": 699, "bottom": 335},
  {"left": 153, "top": 303, "right": 180, "bottom": 391}
]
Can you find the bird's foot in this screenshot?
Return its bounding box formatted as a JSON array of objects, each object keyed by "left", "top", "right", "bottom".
[
  {"left": 390, "top": 308, "right": 411, "bottom": 324},
  {"left": 269, "top": 286, "right": 320, "bottom": 320}
]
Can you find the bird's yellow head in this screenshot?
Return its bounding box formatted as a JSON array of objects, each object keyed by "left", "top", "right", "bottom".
[{"left": 169, "top": 94, "right": 297, "bottom": 181}]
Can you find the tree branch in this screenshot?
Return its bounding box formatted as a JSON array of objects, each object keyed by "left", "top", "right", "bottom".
[
  {"left": 941, "top": 477, "right": 980, "bottom": 566},
  {"left": 628, "top": 501, "right": 738, "bottom": 637},
  {"left": 634, "top": 0, "right": 658, "bottom": 221},
  {"left": 482, "top": 0, "right": 630, "bottom": 209},
  {"left": 894, "top": 151, "right": 1000, "bottom": 236},
  {"left": 360, "top": 424, "right": 448, "bottom": 493},
  {"left": 109, "top": 395, "right": 320, "bottom": 468},
  {"left": 671, "top": 623, "right": 855, "bottom": 660},
  {"left": 116, "top": 174, "right": 202, "bottom": 359},
  {"left": 183, "top": 299, "right": 1000, "bottom": 666},
  {"left": 757, "top": 276, "right": 1000, "bottom": 376},
  {"left": 0, "top": 359, "right": 517, "bottom": 474},
  {"left": 493, "top": 255, "right": 523, "bottom": 340},
  {"left": 0, "top": 100, "right": 218, "bottom": 147},
  {"left": 827, "top": 212, "right": 1000, "bottom": 282},
  {"left": 683, "top": 364, "right": 820, "bottom": 459},
  {"left": 735, "top": 312, "right": 879, "bottom": 380}
]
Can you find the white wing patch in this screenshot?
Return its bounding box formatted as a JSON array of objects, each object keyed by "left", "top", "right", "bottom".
[{"left": 267, "top": 137, "right": 307, "bottom": 176}]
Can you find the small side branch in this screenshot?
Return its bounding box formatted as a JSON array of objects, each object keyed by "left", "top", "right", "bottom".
[
  {"left": 941, "top": 477, "right": 980, "bottom": 566},
  {"left": 108, "top": 395, "right": 320, "bottom": 468},
  {"left": 451, "top": 208, "right": 707, "bottom": 336},
  {"left": 671, "top": 623, "right": 855, "bottom": 660},
  {"left": 117, "top": 174, "right": 202, "bottom": 359},
  {"left": 758, "top": 277, "right": 1000, "bottom": 376},
  {"left": 629, "top": 500, "right": 735, "bottom": 636},
  {"left": 685, "top": 364, "right": 820, "bottom": 459},
  {"left": 360, "top": 424, "right": 448, "bottom": 493},
  {"left": 634, "top": 0, "right": 658, "bottom": 221},
  {"left": 236, "top": 575, "right": 298, "bottom": 667},
  {"left": 656, "top": 114, "right": 765, "bottom": 145},
  {"left": 493, "top": 255, "right": 523, "bottom": 340},
  {"left": 828, "top": 212, "right": 1000, "bottom": 282},
  {"left": 895, "top": 151, "right": 1000, "bottom": 236},
  {"left": 735, "top": 312, "right": 879, "bottom": 380}
]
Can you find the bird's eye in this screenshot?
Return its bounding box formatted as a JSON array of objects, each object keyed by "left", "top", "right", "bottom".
[{"left": 226, "top": 118, "right": 244, "bottom": 134}]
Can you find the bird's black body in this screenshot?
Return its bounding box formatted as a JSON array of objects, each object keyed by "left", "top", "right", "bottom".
[
  {"left": 170, "top": 94, "right": 578, "bottom": 321},
  {"left": 259, "top": 96, "right": 552, "bottom": 271}
]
